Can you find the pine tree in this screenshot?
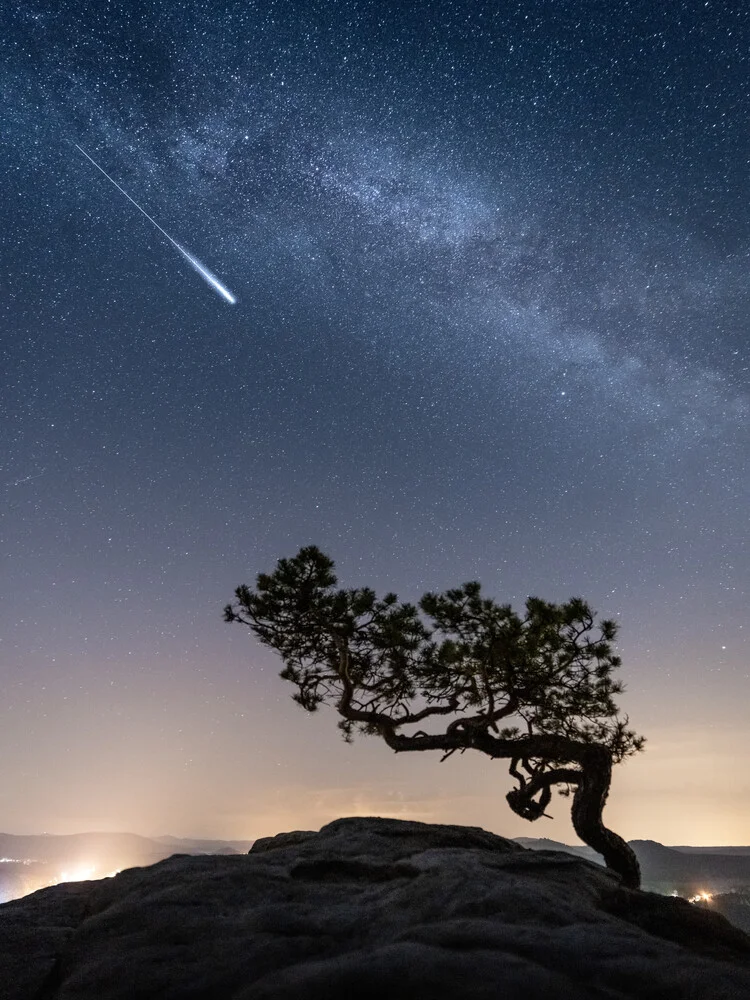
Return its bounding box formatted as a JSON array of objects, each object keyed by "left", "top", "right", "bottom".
[{"left": 225, "top": 546, "right": 645, "bottom": 888}]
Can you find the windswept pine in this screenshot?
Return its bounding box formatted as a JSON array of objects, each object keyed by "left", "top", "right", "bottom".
[{"left": 225, "top": 546, "right": 645, "bottom": 888}]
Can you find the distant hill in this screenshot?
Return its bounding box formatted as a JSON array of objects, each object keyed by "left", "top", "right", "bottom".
[
  {"left": 698, "top": 891, "right": 750, "bottom": 933},
  {"left": 672, "top": 846, "right": 750, "bottom": 856},
  {"left": 628, "top": 840, "right": 688, "bottom": 866},
  {"left": 154, "top": 836, "right": 254, "bottom": 854},
  {"left": 630, "top": 840, "right": 750, "bottom": 889},
  {"left": 512, "top": 837, "right": 600, "bottom": 862},
  {"left": 0, "top": 832, "right": 254, "bottom": 866},
  {"left": 0, "top": 832, "right": 170, "bottom": 869},
  {"left": 0, "top": 832, "right": 255, "bottom": 904},
  {"left": 516, "top": 837, "right": 750, "bottom": 893},
  {"left": 6, "top": 829, "right": 750, "bottom": 904}
]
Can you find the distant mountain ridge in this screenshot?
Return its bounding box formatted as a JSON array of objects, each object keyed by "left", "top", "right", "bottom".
[
  {"left": 155, "top": 835, "right": 254, "bottom": 854},
  {"left": 672, "top": 847, "right": 750, "bottom": 856},
  {"left": 0, "top": 831, "right": 255, "bottom": 904},
  {"left": 0, "top": 832, "right": 170, "bottom": 867},
  {"left": 511, "top": 837, "right": 599, "bottom": 861},
  {"left": 4, "top": 831, "right": 750, "bottom": 902},
  {"left": 0, "top": 832, "right": 253, "bottom": 865},
  {"left": 517, "top": 837, "right": 750, "bottom": 892}
]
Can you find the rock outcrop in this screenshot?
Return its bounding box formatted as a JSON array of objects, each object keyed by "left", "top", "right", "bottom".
[{"left": 1, "top": 816, "right": 749, "bottom": 999}]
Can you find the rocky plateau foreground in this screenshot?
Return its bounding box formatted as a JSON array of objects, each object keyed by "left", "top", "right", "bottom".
[{"left": 1, "top": 816, "right": 750, "bottom": 999}]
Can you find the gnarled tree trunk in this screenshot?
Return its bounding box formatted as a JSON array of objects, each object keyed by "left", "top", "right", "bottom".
[
  {"left": 336, "top": 664, "right": 640, "bottom": 889},
  {"left": 384, "top": 725, "right": 640, "bottom": 889}
]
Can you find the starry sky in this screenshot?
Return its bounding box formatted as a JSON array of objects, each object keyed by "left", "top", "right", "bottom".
[{"left": 3, "top": 0, "right": 749, "bottom": 846}]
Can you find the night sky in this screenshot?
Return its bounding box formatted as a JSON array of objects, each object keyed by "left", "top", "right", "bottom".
[{"left": 3, "top": 1, "right": 749, "bottom": 846}]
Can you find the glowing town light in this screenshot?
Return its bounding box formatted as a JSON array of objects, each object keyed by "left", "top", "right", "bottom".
[{"left": 58, "top": 865, "right": 97, "bottom": 883}]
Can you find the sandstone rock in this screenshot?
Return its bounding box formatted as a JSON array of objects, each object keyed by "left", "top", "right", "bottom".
[
  {"left": 249, "top": 829, "right": 317, "bottom": 853},
  {"left": 1, "top": 816, "right": 749, "bottom": 999}
]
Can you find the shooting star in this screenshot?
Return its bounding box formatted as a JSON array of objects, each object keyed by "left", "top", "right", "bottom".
[
  {"left": 4, "top": 469, "right": 46, "bottom": 488},
  {"left": 74, "top": 144, "right": 236, "bottom": 304}
]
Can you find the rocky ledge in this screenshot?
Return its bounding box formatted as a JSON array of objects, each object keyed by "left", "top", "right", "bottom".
[{"left": 1, "top": 816, "right": 749, "bottom": 999}]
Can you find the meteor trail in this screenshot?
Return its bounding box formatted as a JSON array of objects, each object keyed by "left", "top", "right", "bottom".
[{"left": 74, "top": 144, "right": 236, "bottom": 304}]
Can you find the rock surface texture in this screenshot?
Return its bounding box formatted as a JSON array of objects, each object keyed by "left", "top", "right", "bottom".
[{"left": 2, "top": 816, "right": 750, "bottom": 999}]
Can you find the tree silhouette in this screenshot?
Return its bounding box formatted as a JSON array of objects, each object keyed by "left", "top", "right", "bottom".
[{"left": 224, "top": 546, "right": 645, "bottom": 887}]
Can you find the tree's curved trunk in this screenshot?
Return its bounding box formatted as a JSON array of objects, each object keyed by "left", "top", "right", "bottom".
[
  {"left": 568, "top": 746, "right": 640, "bottom": 889},
  {"left": 383, "top": 726, "right": 640, "bottom": 889},
  {"left": 336, "top": 674, "right": 641, "bottom": 889},
  {"left": 502, "top": 753, "right": 640, "bottom": 888}
]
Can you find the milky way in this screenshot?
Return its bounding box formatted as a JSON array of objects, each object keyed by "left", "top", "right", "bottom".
[{"left": 2, "top": 1, "right": 749, "bottom": 844}]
